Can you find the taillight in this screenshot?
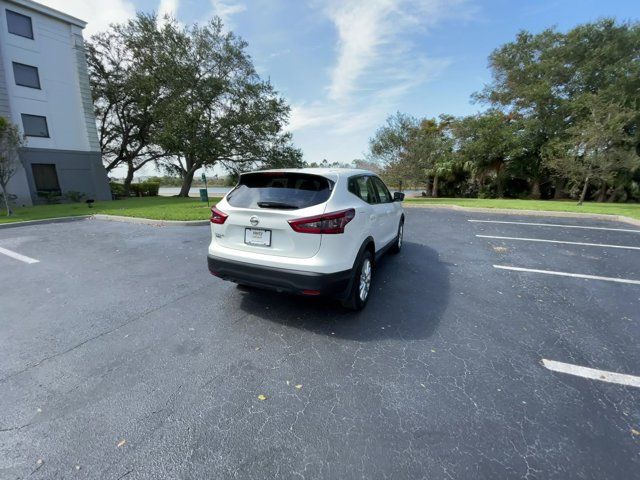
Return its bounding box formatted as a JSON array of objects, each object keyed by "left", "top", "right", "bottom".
[
  {"left": 288, "top": 209, "right": 355, "bottom": 234},
  {"left": 210, "top": 206, "right": 228, "bottom": 224}
]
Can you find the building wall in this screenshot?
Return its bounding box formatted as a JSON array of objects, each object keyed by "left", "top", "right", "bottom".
[{"left": 0, "top": 0, "right": 110, "bottom": 205}]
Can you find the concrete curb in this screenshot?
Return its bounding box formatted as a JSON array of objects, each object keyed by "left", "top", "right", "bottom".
[
  {"left": 0, "top": 214, "right": 209, "bottom": 229},
  {"left": 91, "top": 214, "right": 209, "bottom": 226},
  {"left": 404, "top": 203, "right": 640, "bottom": 227},
  {"left": 0, "top": 215, "right": 91, "bottom": 229}
]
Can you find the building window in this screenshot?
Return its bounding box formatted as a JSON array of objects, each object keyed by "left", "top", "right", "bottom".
[
  {"left": 6, "top": 9, "right": 33, "bottom": 39},
  {"left": 13, "top": 62, "right": 41, "bottom": 89},
  {"left": 21, "top": 114, "right": 49, "bottom": 137},
  {"left": 32, "top": 164, "right": 61, "bottom": 195}
]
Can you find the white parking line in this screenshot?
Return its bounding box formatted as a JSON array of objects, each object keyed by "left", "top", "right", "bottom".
[
  {"left": 478, "top": 234, "right": 640, "bottom": 251},
  {"left": 493, "top": 265, "right": 640, "bottom": 285},
  {"left": 0, "top": 246, "right": 39, "bottom": 264},
  {"left": 542, "top": 359, "right": 640, "bottom": 388},
  {"left": 469, "top": 219, "right": 640, "bottom": 234}
]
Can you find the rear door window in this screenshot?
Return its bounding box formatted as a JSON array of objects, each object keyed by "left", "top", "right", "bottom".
[
  {"left": 227, "top": 172, "right": 333, "bottom": 209},
  {"left": 348, "top": 176, "right": 379, "bottom": 204}
]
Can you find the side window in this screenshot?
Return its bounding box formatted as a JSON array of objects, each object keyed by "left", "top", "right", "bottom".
[
  {"left": 372, "top": 177, "right": 392, "bottom": 203},
  {"left": 6, "top": 10, "right": 33, "bottom": 39},
  {"left": 21, "top": 114, "right": 49, "bottom": 137},
  {"left": 13, "top": 62, "right": 41, "bottom": 89},
  {"left": 348, "top": 176, "right": 378, "bottom": 204}
]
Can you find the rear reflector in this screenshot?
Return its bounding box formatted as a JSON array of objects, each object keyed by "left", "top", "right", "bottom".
[
  {"left": 288, "top": 208, "right": 355, "bottom": 234},
  {"left": 302, "top": 289, "right": 321, "bottom": 296},
  {"left": 210, "top": 206, "right": 228, "bottom": 224}
]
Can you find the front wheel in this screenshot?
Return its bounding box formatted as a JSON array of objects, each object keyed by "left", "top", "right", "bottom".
[{"left": 342, "top": 250, "right": 373, "bottom": 311}]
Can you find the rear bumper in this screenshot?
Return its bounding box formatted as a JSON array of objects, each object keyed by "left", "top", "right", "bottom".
[{"left": 208, "top": 255, "right": 352, "bottom": 298}]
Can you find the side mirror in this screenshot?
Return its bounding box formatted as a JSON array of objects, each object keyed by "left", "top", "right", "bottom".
[{"left": 393, "top": 192, "right": 405, "bottom": 202}]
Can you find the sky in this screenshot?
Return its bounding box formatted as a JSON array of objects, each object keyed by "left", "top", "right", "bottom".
[{"left": 40, "top": 0, "right": 639, "bottom": 177}]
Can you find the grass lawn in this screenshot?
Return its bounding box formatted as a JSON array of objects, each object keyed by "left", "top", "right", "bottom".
[
  {"left": 405, "top": 197, "right": 640, "bottom": 220},
  {"left": 0, "top": 196, "right": 222, "bottom": 224},
  {"left": 2, "top": 195, "right": 639, "bottom": 224}
]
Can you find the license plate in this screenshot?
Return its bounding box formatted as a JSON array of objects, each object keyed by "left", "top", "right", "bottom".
[{"left": 245, "top": 228, "right": 272, "bottom": 246}]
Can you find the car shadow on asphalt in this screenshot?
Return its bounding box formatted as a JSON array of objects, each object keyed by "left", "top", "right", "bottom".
[{"left": 236, "top": 242, "right": 450, "bottom": 341}]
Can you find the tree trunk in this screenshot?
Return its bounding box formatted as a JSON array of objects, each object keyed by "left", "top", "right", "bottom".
[
  {"left": 530, "top": 179, "right": 541, "bottom": 199},
  {"left": 596, "top": 183, "right": 607, "bottom": 202},
  {"left": 553, "top": 178, "right": 567, "bottom": 199},
  {"left": 178, "top": 168, "right": 197, "bottom": 197},
  {"left": 496, "top": 178, "right": 504, "bottom": 199},
  {"left": 432, "top": 175, "right": 439, "bottom": 198},
  {"left": 577, "top": 175, "right": 589, "bottom": 206},
  {"left": 1, "top": 184, "right": 11, "bottom": 216},
  {"left": 123, "top": 164, "right": 135, "bottom": 197}
]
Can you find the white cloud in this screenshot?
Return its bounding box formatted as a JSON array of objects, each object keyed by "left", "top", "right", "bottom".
[
  {"left": 209, "top": 0, "right": 246, "bottom": 28},
  {"left": 324, "top": 0, "right": 471, "bottom": 101},
  {"left": 287, "top": 0, "right": 472, "bottom": 157},
  {"left": 37, "top": 0, "right": 136, "bottom": 36},
  {"left": 283, "top": 0, "right": 476, "bottom": 164},
  {"left": 158, "top": 0, "right": 180, "bottom": 19}
]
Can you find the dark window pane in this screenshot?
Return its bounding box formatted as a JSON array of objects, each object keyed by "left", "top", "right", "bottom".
[
  {"left": 348, "top": 175, "right": 378, "bottom": 204},
  {"left": 13, "top": 62, "right": 40, "bottom": 89},
  {"left": 6, "top": 10, "right": 33, "bottom": 39},
  {"left": 372, "top": 177, "right": 391, "bottom": 203},
  {"left": 227, "top": 172, "right": 333, "bottom": 209},
  {"left": 21, "top": 114, "right": 49, "bottom": 137},
  {"left": 32, "top": 164, "right": 60, "bottom": 194}
]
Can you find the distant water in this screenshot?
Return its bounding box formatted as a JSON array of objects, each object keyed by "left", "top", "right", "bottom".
[
  {"left": 159, "top": 187, "right": 233, "bottom": 197},
  {"left": 159, "top": 186, "right": 424, "bottom": 198}
]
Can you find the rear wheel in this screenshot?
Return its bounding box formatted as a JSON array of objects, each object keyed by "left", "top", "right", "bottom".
[
  {"left": 342, "top": 250, "right": 373, "bottom": 310},
  {"left": 390, "top": 220, "right": 403, "bottom": 254}
]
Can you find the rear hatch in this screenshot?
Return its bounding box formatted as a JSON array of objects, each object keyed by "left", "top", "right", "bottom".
[{"left": 216, "top": 172, "right": 334, "bottom": 259}]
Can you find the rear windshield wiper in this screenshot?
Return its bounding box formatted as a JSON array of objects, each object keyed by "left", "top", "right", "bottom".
[{"left": 257, "top": 201, "right": 299, "bottom": 209}]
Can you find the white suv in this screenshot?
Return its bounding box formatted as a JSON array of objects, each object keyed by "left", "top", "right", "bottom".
[{"left": 207, "top": 168, "right": 404, "bottom": 310}]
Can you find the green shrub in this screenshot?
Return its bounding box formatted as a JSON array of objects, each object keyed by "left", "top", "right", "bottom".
[
  {"left": 130, "top": 184, "right": 144, "bottom": 197},
  {"left": 39, "top": 191, "right": 62, "bottom": 204},
  {"left": 66, "top": 191, "right": 85, "bottom": 202},
  {"left": 143, "top": 182, "right": 160, "bottom": 196},
  {"left": 110, "top": 182, "right": 126, "bottom": 198}
]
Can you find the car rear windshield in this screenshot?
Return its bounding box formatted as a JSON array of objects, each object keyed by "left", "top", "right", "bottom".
[{"left": 226, "top": 172, "right": 333, "bottom": 209}]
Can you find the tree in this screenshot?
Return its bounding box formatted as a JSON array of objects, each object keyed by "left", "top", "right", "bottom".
[
  {"left": 368, "top": 113, "right": 418, "bottom": 189},
  {"left": 87, "top": 15, "right": 167, "bottom": 196},
  {"left": 454, "top": 111, "right": 519, "bottom": 198},
  {"left": 545, "top": 94, "right": 639, "bottom": 205},
  {"left": 477, "top": 19, "right": 640, "bottom": 199},
  {"left": 476, "top": 28, "right": 568, "bottom": 198},
  {"left": 138, "top": 16, "right": 293, "bottom": 196},
  {"left": 0, "top": 117, "right": 24, "bottom": 216}
]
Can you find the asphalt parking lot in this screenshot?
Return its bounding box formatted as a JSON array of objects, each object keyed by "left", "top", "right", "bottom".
[{"left": 1, "top": 208, "right": 639, "bottom": 479}]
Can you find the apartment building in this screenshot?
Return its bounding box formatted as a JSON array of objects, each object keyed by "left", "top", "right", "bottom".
[{"left": 0, "top": 0, "right": 110, "bottom": 206}]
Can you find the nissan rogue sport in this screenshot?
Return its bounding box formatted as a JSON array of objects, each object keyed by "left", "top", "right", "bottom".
[{"left": 207, "top": 168, "right": 404, "bottom": 310}]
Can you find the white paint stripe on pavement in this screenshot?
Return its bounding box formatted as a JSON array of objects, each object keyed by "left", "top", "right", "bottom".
[
  {"left": 0, "top": 246, "right": 39, "bottom": 264},
  {"left": 493, "top": 265, "right": 640, "bottom": 285},
  {"left": 469, "top": 219, "right": 640, "bottom": 233},
  {"left": 478, "top": 234, "right": 640, "bottom": 251},
  {"left": 542, "top": 359, "right": 640, "bottom": 388}
]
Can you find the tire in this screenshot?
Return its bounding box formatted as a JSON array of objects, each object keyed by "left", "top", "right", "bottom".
[
  {"left": 342, "top": 250, "right": 373, "bottom": 311},
  {"left": 390, "top": 219, "right": 404, "bottom": 254}
]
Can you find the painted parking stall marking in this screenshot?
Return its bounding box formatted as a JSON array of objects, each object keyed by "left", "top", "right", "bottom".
[
  {"left": 477, "top": 234, "right": 640, "bottom": 251},
  {"left": 468, "top": 219, "right": 640, "bottom": 234},
  {"left": 493, "top": 265, "right": 640, "bottom": 285},
  {"left": 0, "top": 246, "right": 39, "bottom": 264},
  {"left": 542, "top": 359, "right": 640, "bottom": 388}
]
